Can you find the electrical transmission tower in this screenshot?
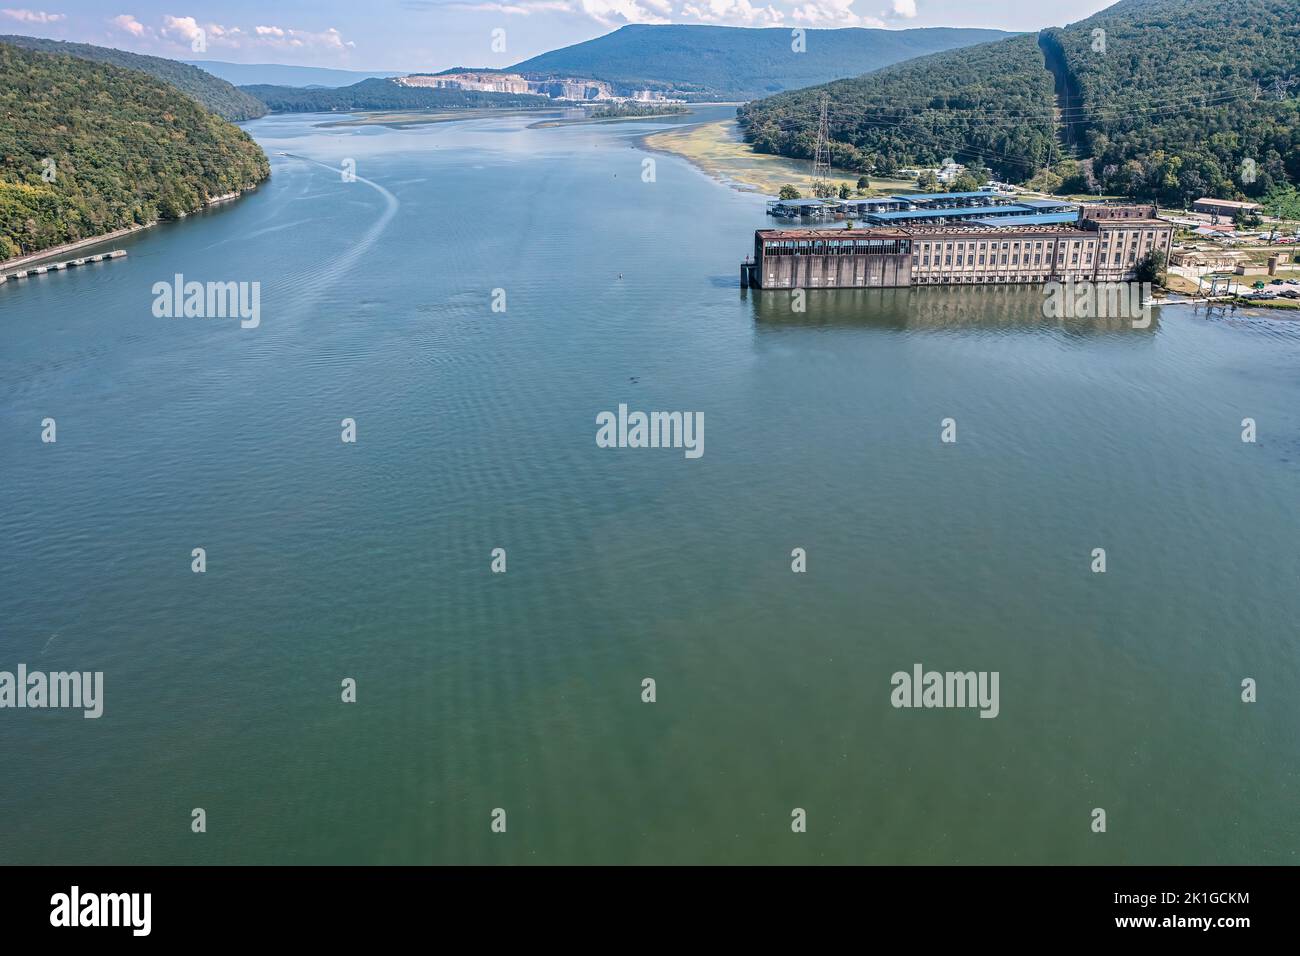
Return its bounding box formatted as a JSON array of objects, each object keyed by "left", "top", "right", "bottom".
[{"left": 812, "top": 95, "right": 832, "bottom": 199}]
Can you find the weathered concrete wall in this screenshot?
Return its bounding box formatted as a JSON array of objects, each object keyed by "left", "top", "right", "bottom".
[{"left": 756, "top": 253, "right": 912, "bottom": 289}]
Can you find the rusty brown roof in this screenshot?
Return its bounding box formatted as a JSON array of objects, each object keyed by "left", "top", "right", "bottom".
[
  {"left": 1088, "top": 219, "right": 1171, "bottom": 227},
  {"left": 756, "top": 229, "right": 911, "bottom": 240}
]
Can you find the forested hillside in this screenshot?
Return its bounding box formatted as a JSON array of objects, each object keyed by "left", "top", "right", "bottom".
[
  {"left": 0, "top": 34, "right": 267, "bottom": 121},
  {"left": 185, "top": 60, "right": 402, "bottom": 88},
  {"left": 0, "top": 42, "right": 270, "bottom": 259},
  {"left": 738, "top": 0, "right": 1300, "bottom": 203},
  {"left": 738, "top": 33, "right": 1055, "bottom": 182},
  {"left": 1045, "top": 0, "right": 1299, "bottom": 201}
]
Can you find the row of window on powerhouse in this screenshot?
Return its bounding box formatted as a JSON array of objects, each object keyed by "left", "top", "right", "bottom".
[
  {"left": 915, "top": 234, "right": 1164, "bottom": 267},
  {"left": 913, "top": 233, "right": 1163, "bottom": 253},
  {"left": 910, "top": 275, "right": 1112, "bottom": 284},
  {"left": 916, "top": 250, "right": 1141, "bottom": 267},
  {"left": 761, "top": 231, "right": 1167, "bottom": 259}
]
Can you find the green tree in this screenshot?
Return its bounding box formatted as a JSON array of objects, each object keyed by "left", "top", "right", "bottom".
[
  {"left": 778, "top": 184, "right": 801, "bottom": 200},
  {"left": 812, "top": 179, "right": 837, "bottom": 199},
  {"left": 1258, "top": 183, "right": 1300, "bottom": 240},
  {"left": 838, "top": 183, "right": 852, "bottom": 199},
  {"left": 1135, "top": 250, "right": 1167, "bottom": 285},
  {"left": 1053, "top": 159, "right": 1091, "bottom": 194},
  {"left": 1026, "top": 167, "right": 1064, "bottom": 194},
  {"left": 949, "top": 171, "right": 987, "bottom": 193},
  {"left": 1262, "top": 184, "right": 1300, "bottom": 221},
  {"left": 0, "top": 42, "right": 269, "bottom": 259}
]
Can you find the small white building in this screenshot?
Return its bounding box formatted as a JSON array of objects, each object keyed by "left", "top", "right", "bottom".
[{"left": 935, "top": 159, "right": 966, "bottom": 184}]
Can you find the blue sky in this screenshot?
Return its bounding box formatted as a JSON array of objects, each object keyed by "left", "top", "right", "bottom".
[{"left": 0, "top": 1, "right": 1117, "bottom": 72}]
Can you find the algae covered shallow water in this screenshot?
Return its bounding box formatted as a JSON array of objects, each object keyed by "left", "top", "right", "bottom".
[{"left": 0, "top": 107, "right": 1297, "bottom": 864}]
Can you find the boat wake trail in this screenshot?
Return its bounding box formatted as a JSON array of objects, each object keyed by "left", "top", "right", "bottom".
[{"left": 279, "top": 153, "right": 400, "bottom": 312}]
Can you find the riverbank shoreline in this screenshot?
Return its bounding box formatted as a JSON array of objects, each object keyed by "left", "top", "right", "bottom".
[
  {"left": 0, "top": 223, "right": 152, "bottom": 271},
  {"left": 315, "top": 108, "right": 557, "bottom": 129},
  {"left": 528, "top": 109, "right": 690, "bottom": 129},
  {"left": 640, "top": 116, "right": 917, "bottom": 197},
  {"left": 0, "top": 184, "right": 262, "bottom": 272}
]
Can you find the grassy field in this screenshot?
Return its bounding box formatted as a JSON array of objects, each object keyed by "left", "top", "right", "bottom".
[
  {"left": 1162, "top": 273, "right": 1203, "bottom": 295},
  {"left": 1239, "top": 247, "right": 1300, "bottom": 264},
  {"left": 643, "top": 118, "right": 916, "bottom": 197},
  {"left": 1058, "top": 193, "right": 1129, "bottom": 202},
  {"left": 1228, "top": 295, "right": 1300, "bottom": 310}
]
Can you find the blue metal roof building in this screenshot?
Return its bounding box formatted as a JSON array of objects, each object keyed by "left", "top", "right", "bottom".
[
  {"left": 865, "top": 207, "right": 993, "bottom": 222},
  {"left": 768, "top": 189, "right": 1082, "bottom": 228},
  {"left": 864, "top": 204, "right": 1039, "bottom": 223},
  {"left": 769, "top": 198, "right": 833, "bottom": 207},
  {"left": 966, "top": 212, "right": 1081, "bottom": 227},
  {"left": 888, "top": 190, "right": 1000, "bottom": 203},
  {"left": 1015, "top": 198, "right": 1077, "bottom": 210}
]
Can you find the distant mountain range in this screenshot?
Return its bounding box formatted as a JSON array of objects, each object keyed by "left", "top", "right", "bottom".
[
  {"left": 0, "top": 34, "right": 266, "bottom": 121},
  {"left": 739, "top": 0, "right": 1300, "bottom": 203},
  {"left": 238, "top": 25, "right": 1013, "bottom": 112},
  {"left": 0, "top": 23, "right": 1017, "bottom": 122},
  {"left": 239, "top": 79, "right": 550, "bottom": 113},
  {"left": 184, "top": 60, "right": 402, "bottom": 88},
  {"left": 507, "top": 24, "right": 1015, "bottom": 100}
]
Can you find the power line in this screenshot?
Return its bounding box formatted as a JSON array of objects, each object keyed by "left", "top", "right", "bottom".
[
  {"left": 740, "top": 68, "right": 1297, "bottom": 182},
  {"left": 743, "top": 83, "right": 1271, "bottom": 175},
  {"left": 751, "top": 83, "right": 1261, "bottom": 132},
  {"left": 744, "top": 75, "right": 1282, "bottom": 122}
]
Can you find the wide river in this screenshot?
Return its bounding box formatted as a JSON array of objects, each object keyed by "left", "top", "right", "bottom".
[{"left": 1, "top": 106, "right": 1297, "bottom": 864}]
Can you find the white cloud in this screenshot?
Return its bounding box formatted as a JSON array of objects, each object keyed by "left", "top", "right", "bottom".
[
  {"left": 680, "top": 0, "right": 784, "bottom": 25},
  {"left": 160, "top": 14, "right": 207, "bottom": 45},
  {"left": 248, "top": 24, "right": 355, "bottom": 51},
  {"left": 424, "top": 0, "right": 898, "bottom": 30},
  {"left": 132, "top": 15, "right": 355, "bottom": 53},
  {"left": 159, "top": 14, "right": 245, "bottom": 46},
  {"left": 205, "top": 23, "right": 242, "bottom": 41},
  {"left": 451, "top": 1, "right": 574, "bottom": 13},
  {"left": 789, "top": 0, "right": 882, "bottom": 26},
  {"left": 575, "top": 0, "right": 672, "bottom": 26},
  {"left": 108, "top": 13, "right": 148, "bottom": 37},
  {"left": 2, "top": 8, "right": 66, "bottom": 23}
]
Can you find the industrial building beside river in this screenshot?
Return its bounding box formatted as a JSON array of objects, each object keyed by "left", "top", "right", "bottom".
[{"left": 742, "top": 192, "right": 1175, "bottom": 289}]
